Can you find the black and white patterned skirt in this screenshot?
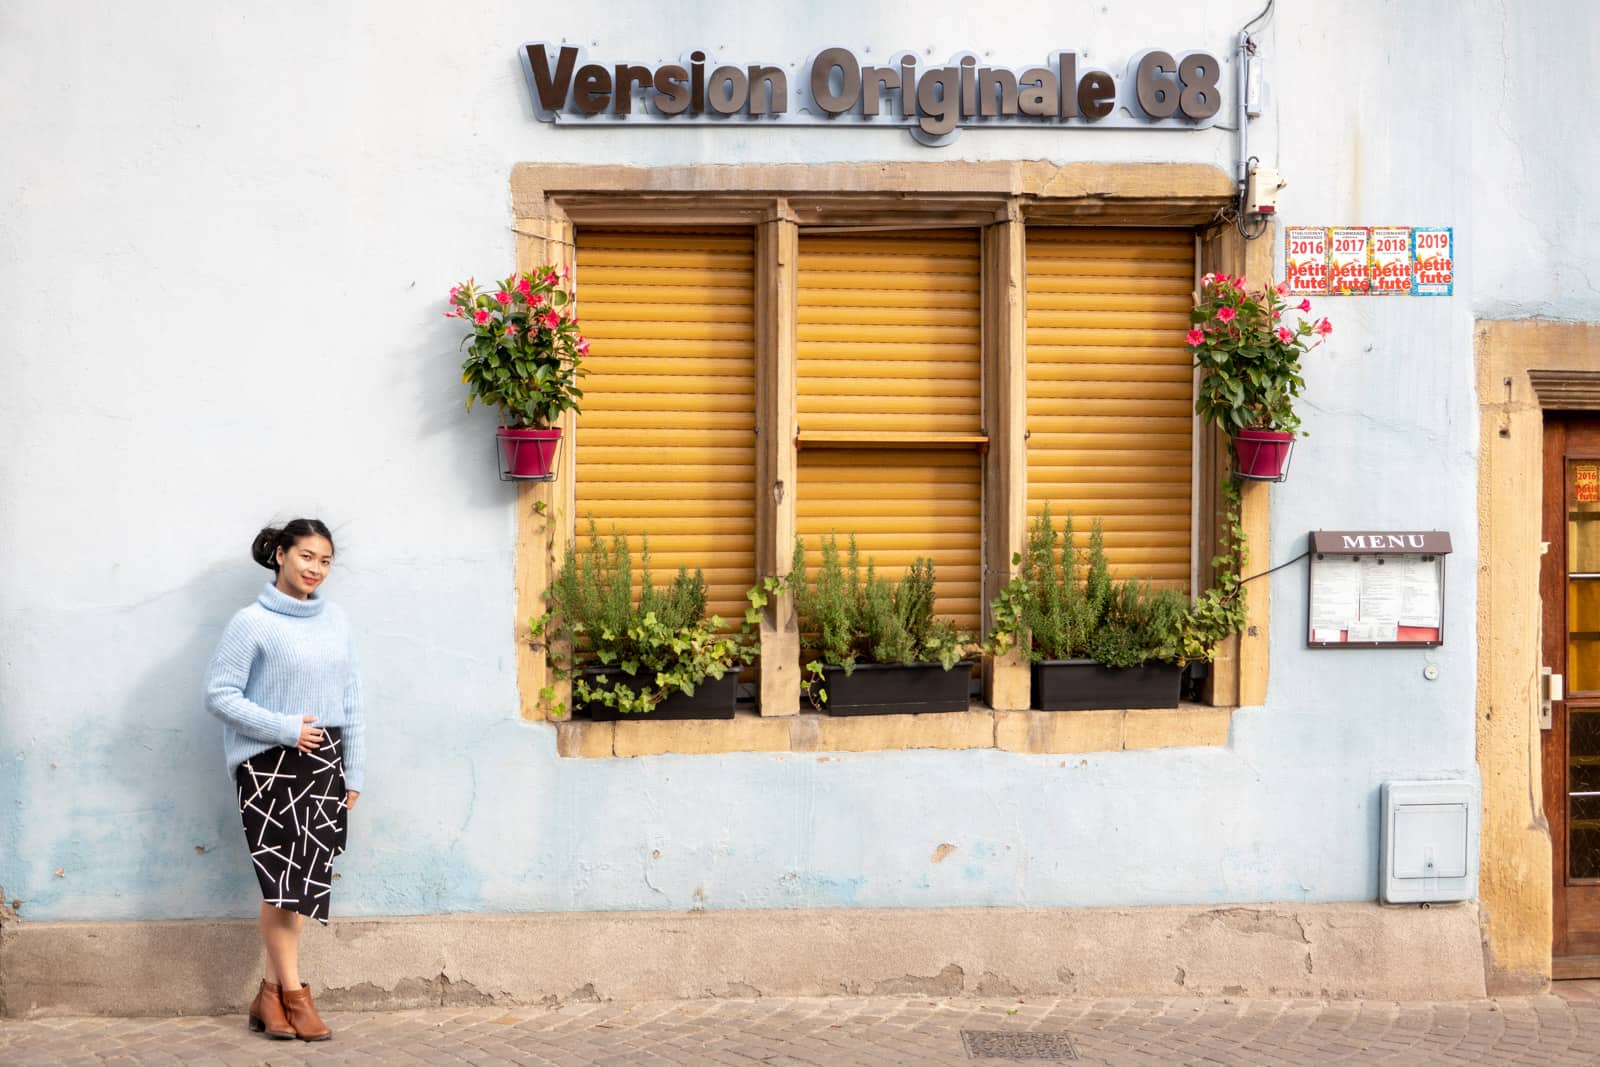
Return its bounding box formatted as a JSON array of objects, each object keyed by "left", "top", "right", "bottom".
[{"left": 235, "top": 727, "right": 347, "bottom": 924}]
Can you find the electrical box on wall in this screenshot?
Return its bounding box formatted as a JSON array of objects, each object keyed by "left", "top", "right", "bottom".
[
  {"left": 1244, "top": 165, "right": 1286, "bottom": 215},
  {"left": 1380, "top": 780, "right": 1477, "bottom": 904}
]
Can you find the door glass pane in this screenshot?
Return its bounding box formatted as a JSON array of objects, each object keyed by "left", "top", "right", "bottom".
[
  {"left": 1572, "top": 709, "right": 1600, "bottom": 879},
  {"left": 1568, "top": 461, "right": 1600, "bottom": 692}
]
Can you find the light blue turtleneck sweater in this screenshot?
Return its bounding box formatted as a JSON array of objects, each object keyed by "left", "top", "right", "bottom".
[{"left": 204, "top": 583, "right": 366, "bottom": 792}]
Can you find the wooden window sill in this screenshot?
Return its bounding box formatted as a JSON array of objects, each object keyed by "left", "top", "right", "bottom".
[{"left": 552, "top": 703, "right": 1234, "bottom": 758}]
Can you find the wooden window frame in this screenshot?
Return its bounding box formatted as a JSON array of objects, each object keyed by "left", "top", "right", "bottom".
[{"left": 510, "top": 163, "right": 1270, "bottom": 726}]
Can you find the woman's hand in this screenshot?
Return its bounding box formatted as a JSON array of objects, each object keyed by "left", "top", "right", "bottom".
[
  {"left": 297, "top": 715, "right": 325, "bottom": 752},
  {"left": 345, "top": 790, "right": 360, "bottom": 809}
]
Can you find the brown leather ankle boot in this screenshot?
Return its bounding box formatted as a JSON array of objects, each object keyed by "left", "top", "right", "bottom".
[
  {"left": 280, "top": 982, "right": 333, "bottom": 1041},
  {"left": 247, "top": 980, "right": 295, "bottom": 1040}
]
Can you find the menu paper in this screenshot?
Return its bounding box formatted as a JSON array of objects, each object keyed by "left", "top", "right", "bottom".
[
  {"left": 1285, "top": 227, "right": 1328, "bottom": 294},
  {"left": 1369, "top": 227, "right": 1412, "bottom": 295},
  {"left": 1357, "top": 557, "right": 1403, "bottom": 623},
  {"left": 1310, "top": 556, "right": 1361, "bottom": 632},
  {"left": 1348, "top": 619, "right": 1399, "bottom": 643},
  {"left": 1397, "top": 558, "right": 1443, "bottom": 628}
]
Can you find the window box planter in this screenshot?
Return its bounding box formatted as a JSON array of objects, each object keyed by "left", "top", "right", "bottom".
[
  {"left": 576, "top": 667, "right": 740, "bottom": 721},
  {"left": 1030, "top": 659, "right": 1182, "bottom": 711},
  {"left": 819, "top": 662, "right": 973, "bottom": 716}
]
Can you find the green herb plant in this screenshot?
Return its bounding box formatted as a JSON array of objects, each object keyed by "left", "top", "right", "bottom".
[
  {"left": 786, "top": 534, "right": 971, "bottom": 707},
  {"left": 535, "top": 521, "right": 753, "bottom": 717},
  {"left": 1085, "top": 578, "right": 1188, "bottom": 668},
  {"left": 987, "top": 487, "right": 1247, "bottom": 669}
]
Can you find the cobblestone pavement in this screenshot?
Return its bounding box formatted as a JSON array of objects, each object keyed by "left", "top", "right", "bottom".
[{"left": 5, "top": 986, "right": 1600, "bottom": 1066}]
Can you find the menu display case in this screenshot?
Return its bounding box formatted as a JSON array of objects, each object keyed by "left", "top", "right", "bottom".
[{"left": 1305, "top": 530, "right": 1451, "bottom": 648}]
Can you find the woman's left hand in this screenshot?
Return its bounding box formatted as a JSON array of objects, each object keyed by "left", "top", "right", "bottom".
[{"left": 346, "top": 790, "right": 360, "bottom": 809}]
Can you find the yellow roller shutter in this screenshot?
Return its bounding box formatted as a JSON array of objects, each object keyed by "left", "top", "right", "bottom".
[
  {"left": 796, "top": 231, "right": 983, "bottom": 632},
  {"left": 797, "top": 232, "right": 982, "bottom": 435},
  {"left": 573, "top": 230, "right": 755, "bottom": 624},
  {"left": 796, "top": 449, "right": 982, "bottom": 631},
  {"left": 1025, "top": 228, "right": 1194, "bottom": 589}
]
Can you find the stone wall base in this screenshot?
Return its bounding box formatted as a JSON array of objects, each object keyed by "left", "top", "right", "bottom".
[{"left": 0, "top": 901, "right": 1487, "bottom": 1018}]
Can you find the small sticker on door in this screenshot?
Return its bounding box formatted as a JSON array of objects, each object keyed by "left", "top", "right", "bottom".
[{"left": 1577, "top": 464, "right": 1599, "bottom": 503}]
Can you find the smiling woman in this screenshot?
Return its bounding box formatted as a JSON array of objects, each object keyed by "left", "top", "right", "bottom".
[{"left": 203, "top": 517, "right": 366, "bottom": 1042}]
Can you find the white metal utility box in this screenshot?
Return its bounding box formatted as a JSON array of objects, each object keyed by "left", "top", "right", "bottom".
[{"left": 1379, "top": 780, "right": 1477, "bottom": 904}]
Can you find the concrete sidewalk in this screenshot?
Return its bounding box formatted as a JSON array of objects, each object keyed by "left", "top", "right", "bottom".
[{"left": 5, "top": 986, "right": 1600, "bottom": 1065}]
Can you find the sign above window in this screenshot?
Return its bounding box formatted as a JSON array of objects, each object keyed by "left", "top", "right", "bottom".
[{"left": 520, "top": 44, "right": 1224, "bottom": 145}]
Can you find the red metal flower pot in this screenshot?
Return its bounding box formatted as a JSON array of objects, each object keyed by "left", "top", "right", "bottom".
[
  {"left": 496, "top": 427, "right": 562, "bottom": 481},
  {"left": 1232, "top": 428, "right": 1295, "bottom": 481}
]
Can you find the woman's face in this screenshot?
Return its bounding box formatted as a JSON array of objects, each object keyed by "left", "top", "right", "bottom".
[{"left": 275, "top": 534, "right": 335, "bottom": 600}]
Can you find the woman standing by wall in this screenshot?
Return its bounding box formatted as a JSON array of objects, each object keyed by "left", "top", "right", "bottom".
[{"left": 204, "top": 519, "right": 365, "bottom": 1042}]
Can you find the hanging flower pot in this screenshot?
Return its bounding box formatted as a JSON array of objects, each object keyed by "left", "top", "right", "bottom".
[
  {"left": 1187, "top": 273, "right": 1331, "bottom": 487},
  {"left": 1232, "top": 427, "right": 1295, "bottom": 481},
  {"left": 497, "top": 426, "right": 563, "bottom": 481},
  {"left": 447, "top": 266, "right": 589, "bottom": 484}
]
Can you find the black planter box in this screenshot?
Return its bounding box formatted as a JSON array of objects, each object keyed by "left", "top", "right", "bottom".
[
  {"left": 819, "top": 662, "right": 973, "bottom": 716},
  {"left": 576, "top": 667, "right": 740, "bottom": 721},
  {"left": 1030, "top": 659, "right": 1182, "bottom": 711}
]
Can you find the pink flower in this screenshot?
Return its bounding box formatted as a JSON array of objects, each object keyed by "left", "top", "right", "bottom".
[
  {"left": 1276, "top": 326, "right": 1294, "bottom": 343},
  {"left": 1201, "top": 273, "right": 1217, "bottom": 286},
  {"left": 494, "top": 290, "right": 511, "bottom": 305},
  {"left": 1185, "top": 328, "right": 1205, "bottom": 346},
  {"left": 560, "top": 264, "right": 571, "bottom": 280},
  {"left": 1316, "top": 318, "right": 1333, "bottom": 336},
  {"left": 542, "top": 310, "right": 560, "bottom": 329},
  {"left": 444, "top": 308, "right": 460, "bottom": 318},
  {"left": 1297, "top": 299, "right": 1312, "bottom": 312},
  {"left": 1275, "top": 281, "right": 1289, "bottom": 295},
  {"left": 576, "top": 337, "right": 590, "bottom": 356},
  {"left": 449, "top": 286, "right": 460, "bottom": 299},
  {"left": 1216, "top": 306, "right": 1237, "bottom": 324},
  {"left": 473, "top": 309, "right": 491, "bottom": 325},
  {"left": 529, "top": 293, "right": 545, "bottom": 309},
  {"left": 504, "top": 323, "right": 519, "bottom": 338},
  {"left": 515, "top": 275, "right": 532, "bottom": 296},
  {"left": 542, "top": 270, "right": 558, "bottom": 287}
]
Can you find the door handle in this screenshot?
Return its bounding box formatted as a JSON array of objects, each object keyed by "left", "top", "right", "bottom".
[{"left": 1541, "top": 668, "right": 1563, "bottom": 730}]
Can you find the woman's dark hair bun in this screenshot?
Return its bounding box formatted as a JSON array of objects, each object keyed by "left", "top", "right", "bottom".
[
  {"left": 251, "top": 527, "right": 283, "bottom": 571},
  {"left": 251, "top": 519, "right": 335, "bottom": 573}
]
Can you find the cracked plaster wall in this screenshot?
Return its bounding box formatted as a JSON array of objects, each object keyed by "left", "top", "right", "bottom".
[{"left": 0, "top": 1, "right": 1592, "bottom": 928}]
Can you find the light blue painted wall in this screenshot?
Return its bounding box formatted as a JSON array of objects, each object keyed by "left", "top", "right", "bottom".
[{"left": 2, "top": 0, "right": 1591, "bottom": 922}]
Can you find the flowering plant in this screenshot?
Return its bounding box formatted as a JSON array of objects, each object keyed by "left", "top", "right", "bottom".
[
  {"left": 1187, "top": 274, "right": 1331, "bottom": 435},
  {"left": 448, "top": 267, "right": 588, "bottom": 429}
]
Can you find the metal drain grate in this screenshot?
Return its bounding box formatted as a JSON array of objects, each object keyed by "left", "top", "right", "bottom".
[{"left": 960, "top": 1029, "right": 1080, "bottom": 1060}]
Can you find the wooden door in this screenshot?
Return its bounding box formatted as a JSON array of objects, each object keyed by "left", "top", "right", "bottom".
[{"left": 1543, "top": 416, "right": 1600, "bottom": 976}]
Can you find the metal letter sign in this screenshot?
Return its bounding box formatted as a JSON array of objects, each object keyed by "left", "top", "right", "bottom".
[{"left": 520, "top": 44, "right": 1225, "bottom": 144}]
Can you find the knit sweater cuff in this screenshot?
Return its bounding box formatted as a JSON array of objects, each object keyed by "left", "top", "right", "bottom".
[{"left": 276, "top": 715, "right": 303, "bottom": 749}]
